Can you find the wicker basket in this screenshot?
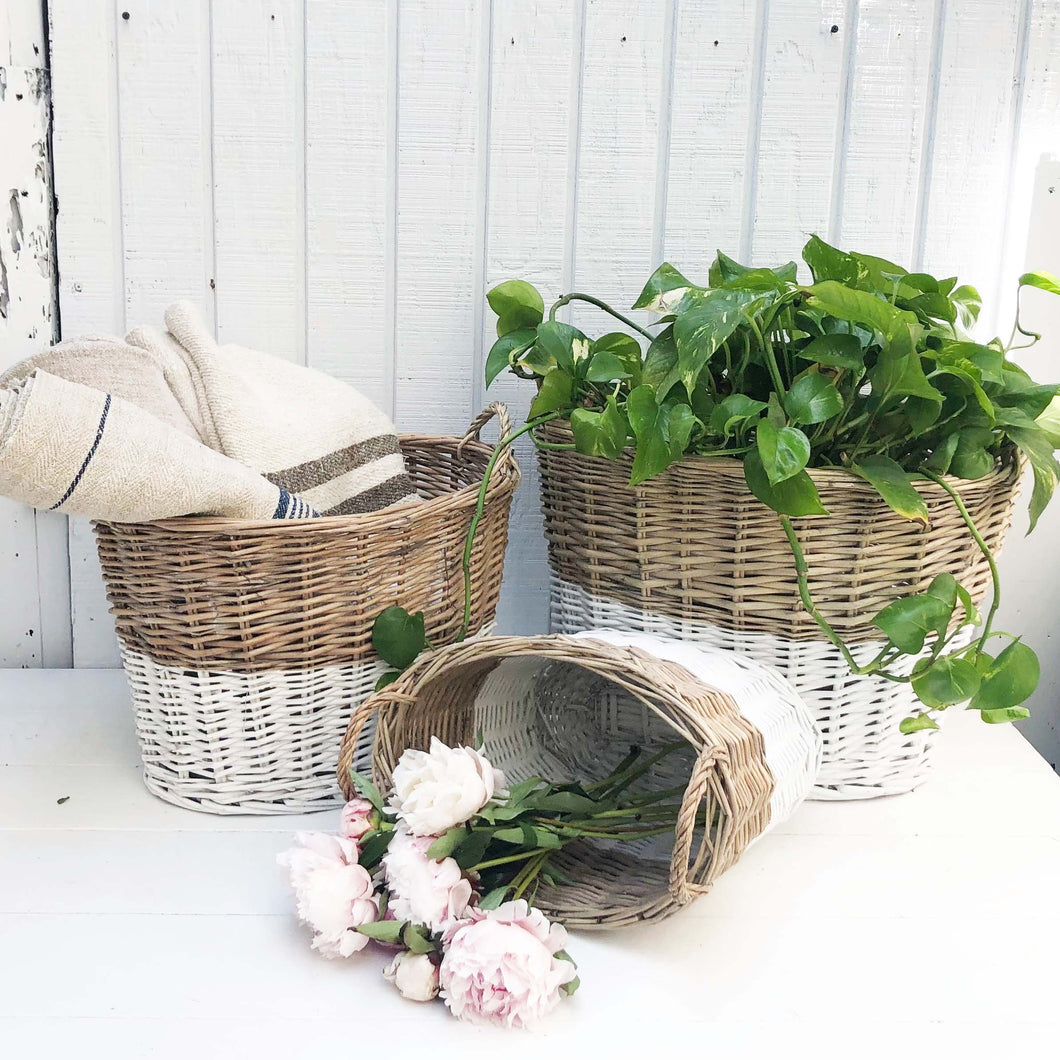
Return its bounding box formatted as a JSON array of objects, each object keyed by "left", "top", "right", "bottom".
[
  {"left": 337, "top": 632, "right": 820, "bottom": 927},
  {"left": 93, "top": 405, "right": 520, "bottom": 815},
  {"left": 537, "top": 421, "right": 1022, "bottom": 800}
]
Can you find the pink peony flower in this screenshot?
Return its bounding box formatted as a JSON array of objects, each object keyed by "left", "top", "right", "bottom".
[
  {"left": 389, "top": 736, "right": 507, "bottom": 836},
  {"left": 338, "top": 797, "right": 375, "bottom": 841},
  {"left": 383, "top": 951, "right": 440, "bottom": 1002},
  {"left": 278, "top": 832, "right": 378, "bottom": 958},
  {"left": 382, "top": 826, "right": 473, "bottom": 931},
  {"left": 439, "top": 899, "right": 576, "bottom": 1028}
]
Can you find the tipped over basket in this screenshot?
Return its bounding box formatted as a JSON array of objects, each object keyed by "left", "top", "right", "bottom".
[
  {"left": 337, "top": 632, "right": 820, "bottom": 927},
  {"left": 93, "top": 405, "right": 520, "bottom": 815}
]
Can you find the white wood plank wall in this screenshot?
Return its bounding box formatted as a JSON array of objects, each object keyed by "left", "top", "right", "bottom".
[{"left": 5, "top": 0, "right": 1060, "bottom": 762}]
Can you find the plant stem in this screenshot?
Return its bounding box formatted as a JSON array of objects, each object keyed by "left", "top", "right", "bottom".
[
  {"left": 778, "top": 515, "right": 906, "bottom": 682},
  {"left": 548, "top": 292, "right": 657, "bottom": 341},
  {"left": 919, "top": 467, "right": 1000, "bottom": 653},
  {"left": 746, "top": 312, "right": 786, "bottom": 399},
  {"left": 458, "top": 413, "right": 561, "bottom": 640},
  {"left": 471, "top": 849, "right": 541, "bottom": 872}
]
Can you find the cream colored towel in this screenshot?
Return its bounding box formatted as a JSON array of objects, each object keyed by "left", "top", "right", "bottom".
[
  {"left": 0, "top": 301, "right": 417, "bottom": 516},
  {"left": 0, "top": 371, "right": 313, "bottom": 521}
]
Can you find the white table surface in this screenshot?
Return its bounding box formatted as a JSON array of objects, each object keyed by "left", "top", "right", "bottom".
[{"left": 2, "top": 669, "right": 1059, "bottom": 1058}]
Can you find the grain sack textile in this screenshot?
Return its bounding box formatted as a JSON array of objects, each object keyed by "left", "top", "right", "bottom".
[
  {"left": 536, "top": 420, "right": 1021, "bottom": 801},
  {"left": 93, "top": 406, "right": 520, "bottom": 815},
  {"left": 0, "top": 371, "right": 309, "bottom": 521},
  {"left": 339, "top": 632, "right": 821, "bottom": 927},
  {"left": 0, "top": 299, "right": 416, "bottom": 521}
]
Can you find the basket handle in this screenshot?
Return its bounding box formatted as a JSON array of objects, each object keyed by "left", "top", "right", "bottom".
[
  {"left": 336, "top": 687, "right": 415, "bottom": 800},
  {"left": 668, "top": 745, "right": 720, "bottom": 905},
  {"left": 459, "top": 402, "right": 514, "bottom": 451}
]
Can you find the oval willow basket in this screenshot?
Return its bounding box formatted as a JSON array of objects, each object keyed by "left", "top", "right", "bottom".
[
  {"left": 537, "top": 420, "right": 1022, "bottom": 800},
  {"left": 336, "top": 633, "right": 820, "bottom": 928},
  {"left": 92, "top": 404, "right": 519, "bottom": 815}
]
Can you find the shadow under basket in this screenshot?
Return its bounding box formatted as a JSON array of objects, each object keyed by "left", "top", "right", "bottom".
[
  {"left": 337, "top": 633, "right": 820, "bottom": 928},
  {"left": 93, "top": 405, "right": 520, "bottom": 815}
]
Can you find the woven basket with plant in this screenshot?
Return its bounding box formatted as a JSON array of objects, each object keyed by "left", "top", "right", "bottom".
[{"left": 479, "top": 238, "right": 1060, "bottom": 797}]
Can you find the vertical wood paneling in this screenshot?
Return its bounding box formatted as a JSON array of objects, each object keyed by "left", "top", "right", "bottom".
[
  {"left": 750, "top": 0, "right": 847, "bottom": 266},
  {"left": 838, "top": 0, "right": 933, "bottom": 263},
  {"left": 48, "top": 0, "right": 124, "bottom": 667},
  {"left": 211, "top": 0, "right": 304, "bottom": 358},
  {"left": 993, "top": 0, "right": 1058, "bottom": 338},
  {"left": 0, "top": 2, "right": 69, "bottom": 666},
  {"left": 664, "top": 0, "right": 759, "bottom": 271},
  {"left": 483, "top": 0, "right": 579, "bottom": 634},
  {"left": 918, "top": 0, "right": 1022, "bottom": 300},
  {"left": 32, "top": 0, "right": 1060, "bottom": 672},
  {"left": 393, "top": 0, "right": 487, "bottom": 434},
  {"left": 115, "top": 1, "right": 214, "bottom": 327},
  {"left": 570, "top": 0, "right": 667, "bottom": 328},
  {"left": 304, "top": 0, "right": 393, "bottom": 412}
]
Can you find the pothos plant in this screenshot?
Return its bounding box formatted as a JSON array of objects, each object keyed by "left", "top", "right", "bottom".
[{"left": 372, "top": 235, "right": 1060, "bottom": 736}]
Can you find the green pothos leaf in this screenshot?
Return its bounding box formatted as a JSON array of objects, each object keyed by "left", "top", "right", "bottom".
[
  {"left": 744, "top": 450, "right": 828, "bottom": 516},
  {"left": 372, "top": 606, "right": 428, "bottom": 669},
  {"left": 487, "top": 279, "right": 544, "bottom": 337},
  {"left": 851, "top": 455, "right": 929, "bottom": 525}
]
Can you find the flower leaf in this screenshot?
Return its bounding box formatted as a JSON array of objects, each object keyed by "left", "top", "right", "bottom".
[
  {"left": 478, "top": 886, "right": 509, "bottom": 911},
  {"left": 426, "top": 825, "right": 468, "bottom": 861},
  {"left": 348, "top": 767, "right": 385, "bottom": 812},
  {"left": 357, "top": 919, "right": 406, "bottom": 943}
]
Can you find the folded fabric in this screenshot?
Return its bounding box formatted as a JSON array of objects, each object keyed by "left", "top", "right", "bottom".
[
  {"left": 0, "top": 300, "right": 417, "bottom": 516},
  {"left": 0, "top": 371, "right": 315, "bottom": 521}
]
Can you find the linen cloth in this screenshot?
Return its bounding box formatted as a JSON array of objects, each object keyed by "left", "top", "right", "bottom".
[
  {"left": 0, "top": 300, "right": 417, "bottom": 521},
  {"left": 0, "top": 371, "right": 311, "bottom": 521}
]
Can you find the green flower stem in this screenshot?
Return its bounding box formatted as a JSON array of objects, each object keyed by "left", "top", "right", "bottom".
[
  {"left": 547, "top": 292, "right": 657, "bottom": 341},
  {"left": 458, "top": 413, "right": 561, "bottom": 641},
  {"left": 919, "top": 467, "right": 1000, "bottom": 653},
  {"left": 471, "top": 849, "right": 541, "bottom": 872},
  {"left": 511, "top": 851, "right": 549, "bottom": 900}
]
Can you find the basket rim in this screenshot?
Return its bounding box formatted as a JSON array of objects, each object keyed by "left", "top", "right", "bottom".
[
  {"left": 94, "top": 431, "right": 519, "bottom": 536},
  {"left": 538, "top": 419, "right": 1020, "bottom": 496}
]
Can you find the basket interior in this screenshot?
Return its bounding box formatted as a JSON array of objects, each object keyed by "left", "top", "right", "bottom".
[{"left": 375, "top": 653, "right": 723, "bottom": 925}]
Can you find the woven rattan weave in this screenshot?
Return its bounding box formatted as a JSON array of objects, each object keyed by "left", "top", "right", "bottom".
[
  {"left": 537, "top": 421, "right": 1020, "bottom": 641},
  {"left": 337, "top": 634, "right": 811, "bottom": 927},
  {"left": 537, "top": 420, "right": 1022, "bottom": 799},
  {"left": 94, "top": 405, "right": 519, "bottom": 814}
]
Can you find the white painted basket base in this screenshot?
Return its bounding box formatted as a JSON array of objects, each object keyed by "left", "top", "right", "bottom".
[
  {"left": 471, "top": 631, "right": 819, "bottom": 857},
  {"left": 550, "top": 577, "right": 973, "bottom": 800},
  {"left": 121, "top": 646, "right": 386, "bottom": 815}
]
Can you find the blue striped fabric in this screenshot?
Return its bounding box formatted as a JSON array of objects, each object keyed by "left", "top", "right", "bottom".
[{"left": 272, "top": 487, "right": 319, "bottom": 520}]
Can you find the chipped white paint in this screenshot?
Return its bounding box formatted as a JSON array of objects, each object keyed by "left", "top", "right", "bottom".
[
  {"left": 0, "top": 0, "right": 1052, "bottom": 760},
  {"left": 0, "top": 0, "right": 70, "bottom": 667}
]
